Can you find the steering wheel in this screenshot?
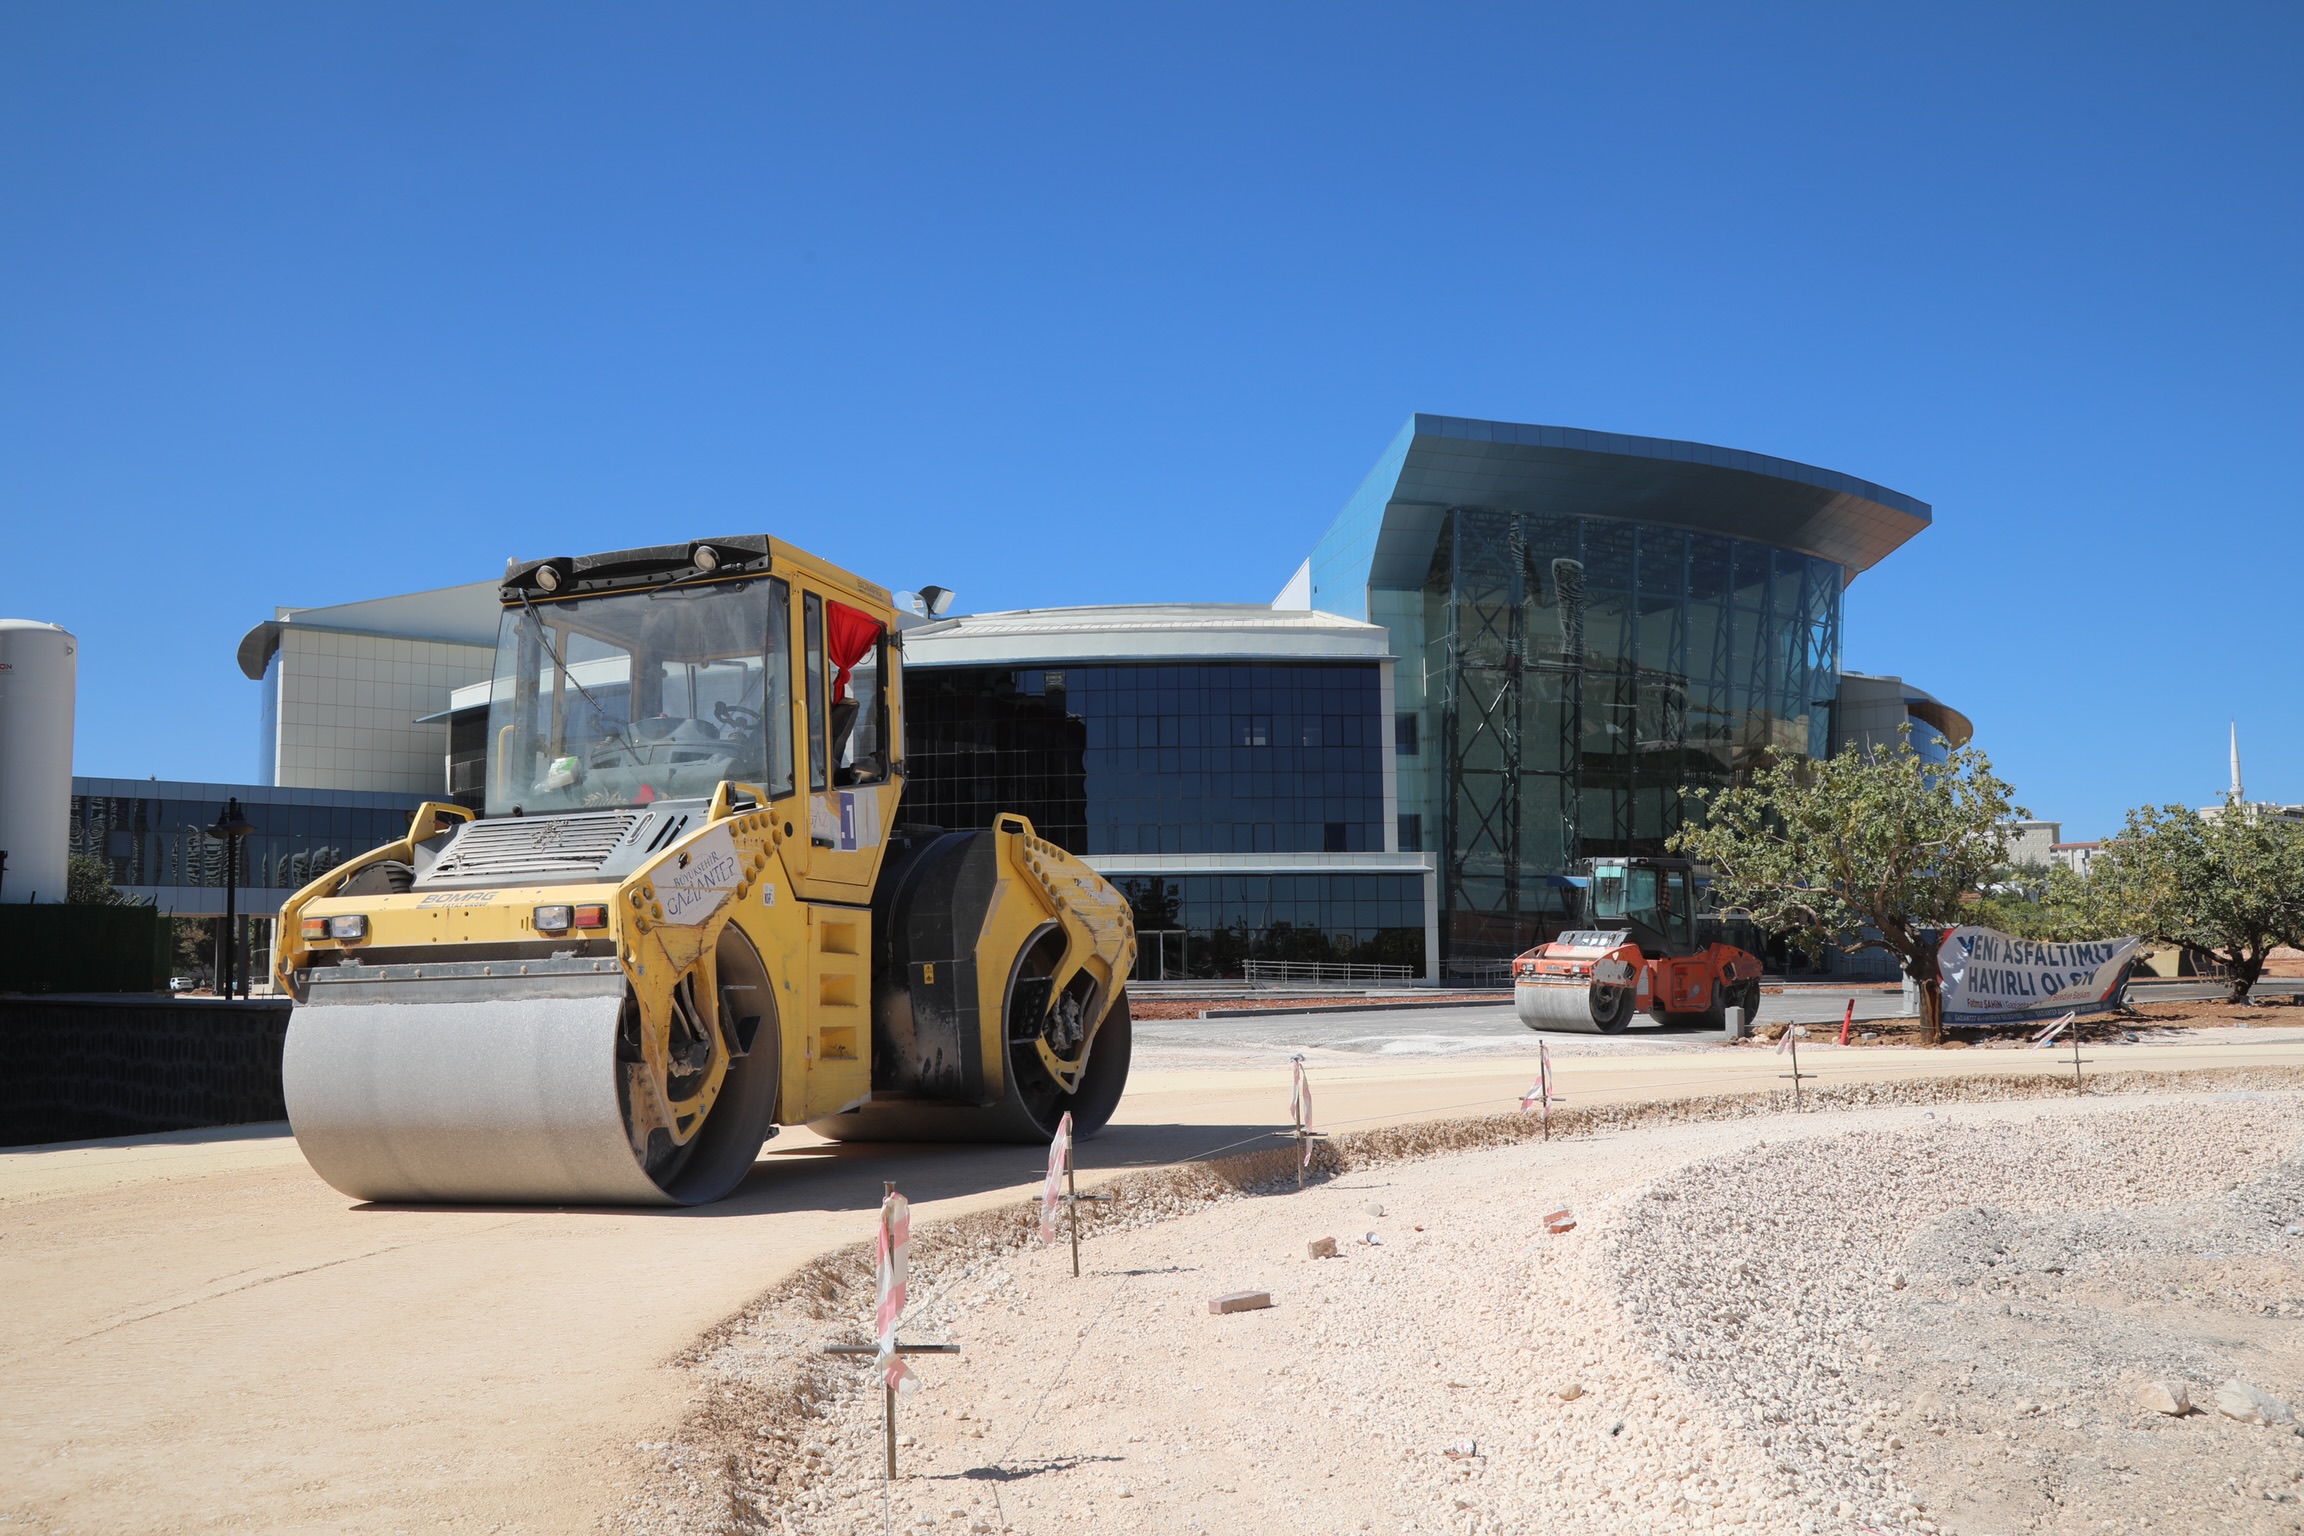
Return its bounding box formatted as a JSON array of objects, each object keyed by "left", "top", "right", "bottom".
[{"left": 712, "top": 700, "right": 761, "bottom": 732}]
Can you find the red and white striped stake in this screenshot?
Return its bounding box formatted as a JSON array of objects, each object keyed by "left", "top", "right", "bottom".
[
  {"left": 873, "top": 1183, "right": 918, "bottom": 1479},
  {"left": 1040, "top": 1110, "right": 1084, "bottom": 1276},
  {"left": 2028, "top": 1011, "right": 2076, "bottom": 1050},
  {"left": 1291, "top": 1055, "right": 1315, "bottom": 1188},
  {"left": 817, "top": 1183, "right": 960, "bottom": 1484},
  {"left": 1520, "top": 1039, "right": 1559, "bottom": 1139},
  {"left": 1837, "top": 998, "right": 1855, "bottom": 1046},
  {"left": 1777, "top": 1025, "right": 1812, "bottom": 1107},
  {"left": 2029, "top": 1011, "right": 2087, "bottom": 1092},
  {"left": 875, "top": 1185, "right": 917, "bottom": 1398},
  {"left": 1039, "top": 1111, "right": 1072, "bottom": 1245}
]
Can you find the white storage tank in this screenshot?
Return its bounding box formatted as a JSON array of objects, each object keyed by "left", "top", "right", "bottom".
[{"left": 0, "top": 620, "right": 77, "bottom": 904}]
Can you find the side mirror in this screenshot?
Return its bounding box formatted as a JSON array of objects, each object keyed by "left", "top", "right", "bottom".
[{"left": 918, "top": 585, "right": 956, "bottom": 618}]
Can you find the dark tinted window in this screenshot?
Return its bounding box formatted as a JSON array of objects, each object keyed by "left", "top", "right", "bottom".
[{"left": 898, "top": 661, "right": 1385, "bottom": 856}]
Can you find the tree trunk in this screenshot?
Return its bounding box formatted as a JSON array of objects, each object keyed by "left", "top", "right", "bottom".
[
  {"left": 2228, "top": 949, "right": 2265, "bottom": 1004},
  {"left": 1900, "top": 938, "right": 1945, "bottom": 1047}
]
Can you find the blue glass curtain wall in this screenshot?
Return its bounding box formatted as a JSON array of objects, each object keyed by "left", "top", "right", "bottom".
[
  {"left": 898, "top": 662, "right": 1387, "bottom": 856},
  {"left": 70, "top": 795, "right": 424, "bottom": 894},
  {"left": 1406, "top": 509, "right": 1841, "bottom": 962},
  {"left": 1116, "top": 872, "right": 1425, "bottom": 979}
]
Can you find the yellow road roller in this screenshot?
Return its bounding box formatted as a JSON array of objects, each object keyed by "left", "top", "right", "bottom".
[{"left": 274, "top": 536, "right": 1136, "bottom": 1206}]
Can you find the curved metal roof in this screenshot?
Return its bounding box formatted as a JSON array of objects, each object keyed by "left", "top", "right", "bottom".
[
  {"left": 1308, "top": 415, "right": 1931, "bottom": 619},
  {"left": 1838, "top": 670, "right": 1975, "bottom": 750},
  {"left": 901, "top": 603, "right": 1390, "bottom": 668}
]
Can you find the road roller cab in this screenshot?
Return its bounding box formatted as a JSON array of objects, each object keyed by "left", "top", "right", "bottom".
[
  {"left": 1512, "top": 856, "right": 1762, "bottom": 1034},
  {"left": 274, "top": 536, "right": 1137, "bottom": 1207}
]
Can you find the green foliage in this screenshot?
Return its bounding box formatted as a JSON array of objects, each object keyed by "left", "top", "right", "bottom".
[
  {"left": 168, "top": 916, "right": 214, "bottom": 979},
  {"left": 2092, "top": 796, "right": 2304, "bottom": 1001},
  {"left": 1669, "top": 731, "right": 2022, "bottom": 1041},
  {"left": 67, "top": 854, "right": 146, "bottom": 907},
  {"left": 1970, "top": 862, "right": 2115, "bottom": 943}
]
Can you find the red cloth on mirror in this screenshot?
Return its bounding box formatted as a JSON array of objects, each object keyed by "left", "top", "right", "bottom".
[{"left": 825, "top": 601, "right": 882, "bottom": 703}]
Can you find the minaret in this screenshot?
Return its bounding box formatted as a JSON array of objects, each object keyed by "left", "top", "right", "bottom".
[{"left": 2231, "top": 722, "right": 2244, "bottom": 803}]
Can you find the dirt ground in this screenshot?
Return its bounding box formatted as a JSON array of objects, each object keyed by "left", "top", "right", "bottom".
[
  {"left": 12, "top": 1042, "right": 2304, "bottom": 1535},
  {"left": 627, "top": 1083, "right": 2304, "bottom": 1536}
]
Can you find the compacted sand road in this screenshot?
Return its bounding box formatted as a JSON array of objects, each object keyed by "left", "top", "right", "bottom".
[{"left": 3, "top": 1031, "right": 2300, "bottom": 1534}]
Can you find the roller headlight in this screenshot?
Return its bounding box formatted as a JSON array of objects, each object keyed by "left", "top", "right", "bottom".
[
  {"left": 303, "top": 914, "right": 368, "bottom": 941},
  {"left": 534, "top": 904, "right": 574, "bottom": 933}
]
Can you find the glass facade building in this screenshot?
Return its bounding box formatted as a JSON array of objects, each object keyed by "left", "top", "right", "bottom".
[
  {"left": 192, "top": 414, "right": 1946, "bottom": 989},
  {"left": 1103, "top": 871, "right": 1426, "bottom": 978},
  {"left": 1381, "top": 514, "right": 1843, "bottom": 961},
  {"left": 898, "top": 606, "right": 1434, "bottom": 981},
  {"left": 1304, "top": 416, "right": 1933, "bottom": 970},
  {"left": 69, "top": 778, "right": 429, "bottom": 915},
  {"left": 900, "top": 662, "right": 1388, "bottom": 856}
]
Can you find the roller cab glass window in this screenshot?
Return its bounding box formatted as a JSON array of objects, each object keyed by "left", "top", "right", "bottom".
[
  {"left": 485, "top": 578, "right": 796, "bottom": 815},
  {"left": 1589, "top": 861, "right": 1655, "bottom": 924},
  {"left": 1589, "top": 860, "right": 1691, "bottom": 945},
  {"left": 825, "top": 599, "right": 889, "bottom": 786}
]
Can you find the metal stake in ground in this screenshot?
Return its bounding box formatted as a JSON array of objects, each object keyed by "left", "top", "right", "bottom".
[
  {"left": 1037, "top": 1112, "right": 1114, "bottom": 1278},
  {"left": 1519, "top": 1038, "right": 1561, "bottom": 1141},
  {"left": 1777, "top": 1025, "right": 1813, "bottom": 1108},
  {"left": 1290, "top": 1054, "right": 1326, "bottom": 1189},
  {"left": 817, "top": 1182, "right": 960, "bottom": 1481},
  {"left": 2028, "top": 1011, "right": 2085, "bottom": 1093}
]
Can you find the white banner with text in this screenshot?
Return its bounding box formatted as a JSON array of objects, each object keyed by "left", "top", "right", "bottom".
[{"left": 1936, "top": 926, "right": 2140, "bottom": 1025}]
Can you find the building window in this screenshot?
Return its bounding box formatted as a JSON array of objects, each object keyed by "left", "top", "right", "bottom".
[
  {"left": 1395, "top": 713, "right": 1418, "bottom": 755},
  {"left": 69, "top": 791, "right": 426, "bottom": 894},
  {"left": 898, "top": 661, "right": 1386, "bottom": 857},
  {"left": 1398, "top": 813, "right": 1421, "bottom": 852},
  {"left": 1114, "top": 872, "right": 1425, "bottom": 979}
]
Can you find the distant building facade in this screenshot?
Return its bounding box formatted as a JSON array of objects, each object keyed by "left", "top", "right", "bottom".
[
  {"left": 2050, "top": 841, "right": 2100, "bottom": 877},
  {"left": 237, "top": 583, "right": 499, "bottom": 795},
  {"left": 193, "top": 414, "right": 1966, "bottom": 980},
  {"left": 1835, "top": 671, "right": 1974, "bottom": 764},
  {"left": 68, "top": 777, "right": 426, "bottom": 918},
  {"left": 895, "top": 604, "right": 1436, "bottom": 981},
  {"left": 1294, "top": 415, "right": 1949, "bottom": 970},
  {"left": 2003, "top": 820, "right": 2063, "bottom": 869}
]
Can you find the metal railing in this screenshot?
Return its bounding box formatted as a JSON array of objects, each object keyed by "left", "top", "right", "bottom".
[{"left": 1240, "top": 959, "right": 1419, "bottom": 987}]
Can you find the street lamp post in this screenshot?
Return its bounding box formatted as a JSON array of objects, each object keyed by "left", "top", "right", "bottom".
[{"left": 207, "top": 798, "right": 255, "bottom": 998}]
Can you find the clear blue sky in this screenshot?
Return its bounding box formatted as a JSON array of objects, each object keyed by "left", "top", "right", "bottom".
[{"left": 3, "top": 5, "right": 2296, "bottom": 840}]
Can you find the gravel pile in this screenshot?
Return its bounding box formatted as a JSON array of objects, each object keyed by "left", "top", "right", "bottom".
[
  {"left": 1615, "top": 1097, "right": 2304, "bottom": 1533},
  {"left": 619, "top": 1082, "right": 2304, "bottom": 1536}
]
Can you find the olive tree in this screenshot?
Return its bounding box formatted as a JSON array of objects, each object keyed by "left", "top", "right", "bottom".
[
  {"left": 2092, "top": 796, "right": 2304, "bottom": 1002},
  {"left": 67, "top": 854, "right": 143, "bottom": 906},
  {"left": 1970, "top": 862, "right": 2114, "bottom": 943},
  {"left": 1670, "top": 732, "right": 2022, "bottom": 1044}
]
